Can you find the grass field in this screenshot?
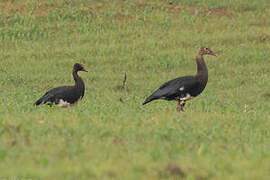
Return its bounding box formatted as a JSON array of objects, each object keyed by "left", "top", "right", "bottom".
[{"left": 0, "top": 0, "right": 270, "bottom": 179}]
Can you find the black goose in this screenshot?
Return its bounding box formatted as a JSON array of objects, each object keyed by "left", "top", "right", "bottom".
[
  {"left": 34, "top": 63, "right": 87, "bottom": 107},
  {"left": 142, "top": 47, "right": 216, "bottom": 112}
]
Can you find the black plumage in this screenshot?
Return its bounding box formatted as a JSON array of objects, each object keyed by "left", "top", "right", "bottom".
[
  {"left": 34, "top": 63, "right": 87, "bottom": 107},
  {"left": 143, "top": 47, "right": 216, "bottom": 112}
]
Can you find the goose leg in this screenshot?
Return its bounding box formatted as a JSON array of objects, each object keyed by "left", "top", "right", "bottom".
[
  {"left": 181, "top": 101, "right": 186, "bottom": 108},
  {"left": 176, "top": 100, "right": 185, "bottom": 112}
]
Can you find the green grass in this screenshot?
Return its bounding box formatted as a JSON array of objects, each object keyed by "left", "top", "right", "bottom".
[{"left": 0, "top": 0, "right": 270, "bottom": 179}]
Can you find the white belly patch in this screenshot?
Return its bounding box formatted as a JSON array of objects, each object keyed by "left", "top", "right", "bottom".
[
  {"left": 180, "top": 93, "right": 193, "bottom": 101},
  {"left": 58, "top": 99, "right": 71, "bottom": 108}
]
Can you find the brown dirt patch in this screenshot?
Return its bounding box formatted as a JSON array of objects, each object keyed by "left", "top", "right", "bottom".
[
  {"left": 0, "top": 1, "right": 26, "bottom": 16},
  {"left": 113, "top": 137, "right": 124, "bottom": 146},
  {"left": 163, "top": 2, "right": 181, "bottom": 12},
  {"left": 203, "top": 8, "right": 234, "bottom": 18},
  {"left": 263, "top": 93, "right": 270, "bottom": 99},
  {"left": 112, "top": 13, "right": 132, "bottom": 22},
  {"left": 185, "top": 6, "right": 234, "bottom": 18},
  {"left": 159, "top": 163, "right": 186, "bottom": 178},
  {"left": 0, "top": 1, "right": 104, "bottom": 18},
  {"left": 135, "top": 2, "right": 240, "bottom": 18},
  {"left": 135, "top": 2, "right": 152, "bottom": 9},
  {"left": 30, "top": 2, "right": 50, "bottom": 17}
]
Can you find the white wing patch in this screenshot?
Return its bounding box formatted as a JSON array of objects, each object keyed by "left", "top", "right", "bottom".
[
  {"left": 179, "top": 87, "right": 184, "bottom": 91},
  {"left": 58, "top": 99, "right": 71, "bottom": 108}
]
